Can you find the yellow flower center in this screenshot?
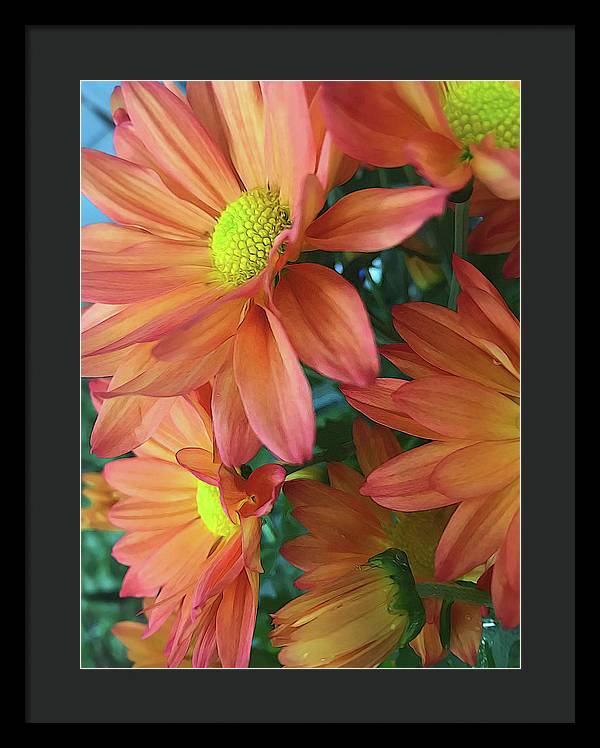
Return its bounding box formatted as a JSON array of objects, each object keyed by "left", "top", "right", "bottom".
[
  {"left": 390, "top": 507, "right": 453, "bottom": 580},
  {"left": 195, "top": 480, "right": 237, "bottom": 538},
  {"left": 443, "top": 81, "right": 520, "bottom": 153},
  {"left": 210, "top": 187, "right": 291, "bottom": 286}
]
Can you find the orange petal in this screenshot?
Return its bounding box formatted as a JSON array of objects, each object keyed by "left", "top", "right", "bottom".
[
  {"left": 326, "top": 463, "right": 364, "bottom": 497},
  {"left": 353, "top": 418, "right": 402, "bottom": 476},
  {"left": 152, "top": 297, "right": 243, "bottom": 363},
  {"left": 320, "top": 82, "right": 425, "bottom": 167},
  {"left": 435, "top": 480, "right": 519, "bottom": 580},
  {"left": 403, "top": 130, "right": 471, "bottom": 191},
  {"left": 393, "top": 376, "right": 520, "bottom": 440},
  {"left": 491, "top": 508, "right": 520, "bottom": 629},
  {"left": 394, "top": 81, "right": 451, "bottom": 136},
  {"left": 122, "top": 81, "right": 241, "bottom": 213},
  {"left": 105, "top": 456, "right": 195, "bottom": 500},
  {"left": 103, "top": 341, "right": 233, "bottom": 399},
  {"left": 380, "top": 343, "right": 446, "bottom": 378},
  {"left": 361, "top": 440, "right": 472, "bottom": 510},
  {"left": 233, "top": 304, "right": 315, "bottom": 464},
  {"left": 216, "top": 570, "right": 258, "bottom": 668},
  {"left": 341, "top": 378, "right": 447, "bottom": 440},
  {"left": 432, "top": 439, "right": 520, "bottom": 499},
  {"left": 81, "top": 283, "right": 225, "bottom": 357},
  {"left": 81, "top": 223, "right": 153, "bottom": 253},
  {"left": 81, "top": 148, "right": 212, "bottom": 240},
  {"left": 470, "top": 135, "right": 520, "bottom": 201},
  {"left": 450, "top": 602, "right": 482, "bottom": 666},
  {"left": 211, "top": 356, "right": 261, "bottom": 468},
  {"left": 304, "top": 186, "right": 448, "bottom": 252},
  {"left": 262, "top": 81, "right": 316, "bottom": 206},
  {"left": 185, "top": 82, "right": 231, "bottom": 161},
  {"left": 89, "top": 381, "right": 175, "bottom": 458},
  {"left": 274, "top": 264, "right": 378, "bottom": 386},
  {"left": 212, "top": 81, "right": 266, "bottom": 191},
  {"left": 392, "top": 302, "right": 520, "bottom": 396},
  {"left": 409, "top": 598, "right": 446, "bottom": 666},
  {"left": 244, "top": 464, "right": 287, "bottom": 518},
  {"left": 113, "top": 120, "right": 203, "bottom": 207},
  {"left": 175, "top": 446, "right": 221, "bottom": 485}
]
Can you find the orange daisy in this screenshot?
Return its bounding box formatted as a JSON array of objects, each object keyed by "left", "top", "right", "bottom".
[
  {"left": 321, "top": 80, "right": 520, "bottom": 199},
  {"left": 100, "top": 385, "right": 285, "bottom": 667},
  {"left": 82, "top": 81, "right": 449, "bottom": 464},
  {"left": 342, "top": 257, "right": 520, "bottom": 628},
  {"left": 270, "top": 419, "right": 484, "bottom": 667}
]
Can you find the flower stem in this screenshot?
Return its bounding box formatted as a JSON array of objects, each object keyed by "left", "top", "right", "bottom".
[
  {"left": 447, "top": 181, "right": 473, "bottom": 310},
  {"left": 416, "top": 582, "right": 491, "bottom": 607}
]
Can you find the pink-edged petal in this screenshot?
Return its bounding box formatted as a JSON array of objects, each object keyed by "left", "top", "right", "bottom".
[
  {"left": 81, "top": 223, "right": 154, "bottom": 253},
  {"left": 82, "top": 265, "right": 205, "bottom": 304},
  {"left": 320, "top": 82, "right": 426, "bottom": 167},
  {"left": 81, "top": 282, "right": 225, "bottom": 357},
  {"left": 216, "top": 570, "right": 258, "bottom": 668},
  {"left": 394, "top": 81, "right": 452, "bottom": 136},
  {"left": 352, "top": 418, "right": 402, "bottom": 476},
  {"left": 104, "top": 456, "right": 195, "bottom": 500},
  {"left": 435, "top": 479, "right": 519, "bottom": 580},
  {"left": 175, "top": 447, "right": 221, "bottom": 485},
  {"left": 101, "top": 340, "right": 233, "bottom": 398},
  {"left": 470, "top": 135, "right": 520, "bottom": 201},
  {"left": 393, "top": 376, "right": 520, "bottom": 440},
  {"left": 360, "top": 440, "right": 472, "bottom": 510},
  {"left": 122, "top": 81, "right": 241, "bottom": 214},
  {"left": 81, "top": 148, "right": 213, "bottom": 239},
  {"left": 88, "top": 380, "right": 175, "bottom": 458},
  {"left": 341, "top": 378, "right": 446, "bottom": 440},
  {"left": 392, "top": 302, "right": 520, "bottom": 396},
  {"left": 273, "top": 263, "right": 378, "bottom": 386},
  {"left": 304, "top": 186, "right": 448, "bottom": 252},
  {"left": 379, "top": 343, "right": 446, "bottom": 378},
  {"left": 185, "top": 82, "right": 231, "bottom": 160},
  {"left": 491, "top": 508, "right": 520, "bottom": 629},
  {"left": 233, "top": 303, "right": 315, "bottom": 464},
  {"left": 403, "top": 130, "right": 471, "bottom": 191},
  {"left": 431, "top": 439, "right": 520, "bottom": 499},
  {"left": 261, "top": 81, "right": 316, "bottom": 206},
  {"left": 153, "top": 296, "right": 243, "bottom": 363},
  {"left": 243, "top": 464, "right": 286, "bottom": 518},
  {"left": 211, "top": 356, "right": 261, "bottom": 468},
  {"left": 211, "top": 81, "right": 266, "bottom": 191}
]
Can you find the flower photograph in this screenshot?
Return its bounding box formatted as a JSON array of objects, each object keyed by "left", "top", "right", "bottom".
[{"left": 81, "top": 80, "right": 521, "bottom": 669}]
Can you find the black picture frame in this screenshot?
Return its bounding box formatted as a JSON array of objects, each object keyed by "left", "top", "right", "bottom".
[{"left": 26, "top": 25, "right": 575, "bottom": 724}]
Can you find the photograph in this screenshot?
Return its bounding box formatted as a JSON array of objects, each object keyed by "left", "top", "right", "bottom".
[{"left": 80, "top": 79, "right": 522, "bottom": 670}]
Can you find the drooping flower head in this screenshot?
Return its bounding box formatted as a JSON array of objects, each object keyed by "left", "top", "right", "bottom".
[
  {"left": 270, "top": 419, "right": 484, "bottom": 667},
  {"left": 81, "top": 81, "right": 450, "bottom": 464},
  {"left": 342, "top": 257, "right": 520, "bottom": 628},
  {"left": 321, "top": 81, "right": 520, "bottom": 200},
  {"left": 100, "top": 384, "right": 286, "bottom": 667}
]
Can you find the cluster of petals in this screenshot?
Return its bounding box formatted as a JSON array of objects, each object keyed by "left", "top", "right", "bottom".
[
  {"left": 92, "top": 384, "right": 285, "bottom": 668},
  {"left": 342, "top": 257, "right": 520, "bottom": 628},
  {"left": 271, "top": 419, "right": 484, "bottom": 667}
]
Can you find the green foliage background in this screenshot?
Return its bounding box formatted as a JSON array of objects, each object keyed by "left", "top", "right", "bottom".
[{"left": 82, "top": 157, "right": 520, "bottom": 668}]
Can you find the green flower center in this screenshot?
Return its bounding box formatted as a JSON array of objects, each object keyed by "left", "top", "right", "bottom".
[
  {"left": 210, "top": 187, "right": 291, "bottom": 286},
  {"left": 443, "top": 81, "right": 520, "bottom": 153},
  {"left": 195, "top": 480, "right": 236, "bottom": 538}
]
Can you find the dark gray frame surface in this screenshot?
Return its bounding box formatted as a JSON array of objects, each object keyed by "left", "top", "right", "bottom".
[{"left": 26, "top": 25, "right": 575, "bottom": 724}]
